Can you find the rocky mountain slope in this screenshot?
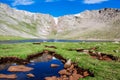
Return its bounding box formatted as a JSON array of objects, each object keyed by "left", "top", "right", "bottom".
[
  {"left": 0, "top": 3, "right": 120, "bottom": 40},
  {"left": 0, "top": 3, "right": 55, "bottom": 39},
  {"left": 57, "top": 8, "right": 120, "bottom": 39}
]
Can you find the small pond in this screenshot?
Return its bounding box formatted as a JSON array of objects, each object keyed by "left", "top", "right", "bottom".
[{"left": 0, "top": 55, "right": 64, "bottom": 80}]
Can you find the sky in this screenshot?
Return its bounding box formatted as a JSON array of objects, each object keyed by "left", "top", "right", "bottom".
[{"left": 0, "top": 0, "right": 120, "bottom": 17}]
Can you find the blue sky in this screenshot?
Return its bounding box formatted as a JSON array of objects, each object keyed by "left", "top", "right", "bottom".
[{"left": 0, "top": 0, "right": 120, "bottom": 17}]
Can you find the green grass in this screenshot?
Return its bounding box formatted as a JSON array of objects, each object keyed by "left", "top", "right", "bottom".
[
  {"left": 0, "top": 42, "right": 120, "bottom": 80},
  {"left": 0, "top": 35, "right": 27, "bottom": 40}
]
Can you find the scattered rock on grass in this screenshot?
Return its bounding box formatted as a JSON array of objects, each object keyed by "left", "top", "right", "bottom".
[{"left": 69, "top": 48, "right": 119, "bottom": 61}]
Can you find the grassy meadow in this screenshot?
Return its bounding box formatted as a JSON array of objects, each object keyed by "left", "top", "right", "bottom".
[
  {"left": 0, "top": 35, "right": 27, "bottom": 40},
  {"left": 0, "top": 42, "right": 120, "bottom": 80}
]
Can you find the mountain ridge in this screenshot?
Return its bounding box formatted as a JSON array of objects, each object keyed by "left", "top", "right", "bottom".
[{"left": 0, "top": 3, "right": 120, "bottom": 40}]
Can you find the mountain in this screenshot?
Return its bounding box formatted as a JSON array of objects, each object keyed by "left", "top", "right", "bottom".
[
  {"left": 0, "top": 3, "right": 56, "bottom": 39},
  {"left": 0, "top": 3, "right": 120, "bottom": 40},
  {"left": 57, "top": 8, "right": 120, "bottom": 40}
]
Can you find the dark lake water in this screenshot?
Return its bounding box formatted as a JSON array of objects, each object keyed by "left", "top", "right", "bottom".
[
  {"left": 0, "top": 58, "right": 64, "bottom": 80},
  {"left": 0, "top": 39, "right": 113, "bottom": 44}
]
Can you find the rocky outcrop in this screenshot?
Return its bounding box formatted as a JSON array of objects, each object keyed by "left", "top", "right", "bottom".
[{"left": 0, "top": 3, "right": 120, "bottom": 40}]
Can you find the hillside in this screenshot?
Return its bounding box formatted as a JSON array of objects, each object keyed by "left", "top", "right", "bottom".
[
  {"left": 0, "top": 3, "right": 120, "bottom": 40},
  {"left": 57, "top": 8, "right": 120, "bottom": 40},
  {"left": 0, "top": 3, "right": 56, "bottom": 39}
]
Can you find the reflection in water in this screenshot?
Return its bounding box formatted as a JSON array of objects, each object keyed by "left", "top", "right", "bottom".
[
  {"left": 32, "top": 53, "right": 53, "bottom": 62},
  {"left": 0, "top": 63, "right": 16, "bottom": 70},
  {"left": 0, "top": 57, "right": 64, "bottom": 80}
]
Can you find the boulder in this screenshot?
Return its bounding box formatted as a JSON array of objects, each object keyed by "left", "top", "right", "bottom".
[
  {"left": 0, "top": 74, "right": 17, "bottom": 79},
  {"left": 64, "top": 59, "right": 71, "bottom": 68},
  {"left": 8, "top": 65, "right": 33, "bottom": 72}
]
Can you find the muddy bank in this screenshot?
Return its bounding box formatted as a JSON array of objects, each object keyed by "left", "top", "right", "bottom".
[
  {"left": 69, "top": 48, "right": 120, "bottom": 61},
  {"left": 0, "top": 57, "right": 29, "bottom": 64},
  {"left": 0, "top": 50, "right": 63, "bottom": 64}
]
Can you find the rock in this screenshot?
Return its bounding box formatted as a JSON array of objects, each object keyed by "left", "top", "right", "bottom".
[
  {"left": 58, "top": 69, "right": 71, "bottom": 75},
  {"left": 8, "top": 65, "right": 33, "bottom": 72},
  {"left": 51, "top": 64, "right": 59, "bottom": 68},
  {"left": 62, "top": 77, "right": 69, "bottom": 80},
  {"left": 69, "top": 64, "right": 74, "bottom": 70},
  {"left": 0, "top": 74, "right": 17, "bottom": 79},
  {"left": 69, "top": 76, "right": 74, "bottom": 80},
  {"left": 72, "top": 73, "right": 83, "bottom": 80},
  {"left": 45, "top": 76, "right": 57, "bottom": 80},
  {"left": 62, "top": 75, "right": 67, "bottom": 78},
  {"left": 83, "top": 71, "right": 89, "bottom": 77},
  {"left": 64, "top": 59, "right": 71, "bottom": 68},
  {"left": 66, "top": 64, "right": 74, "bottom": 73},
  {"left": 27, "top": 73, "right": 35, "bottom": 78},
  {"left": 73, "top": 69, "right": 77, "bottom": 74}
]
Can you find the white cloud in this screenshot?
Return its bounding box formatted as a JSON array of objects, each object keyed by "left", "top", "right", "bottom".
[
  {"left": 12, "top": 0, "right": 34, "bottom": 6},
  {"left": 84, "top": 0, "right": 108, "bottom": 4}
]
